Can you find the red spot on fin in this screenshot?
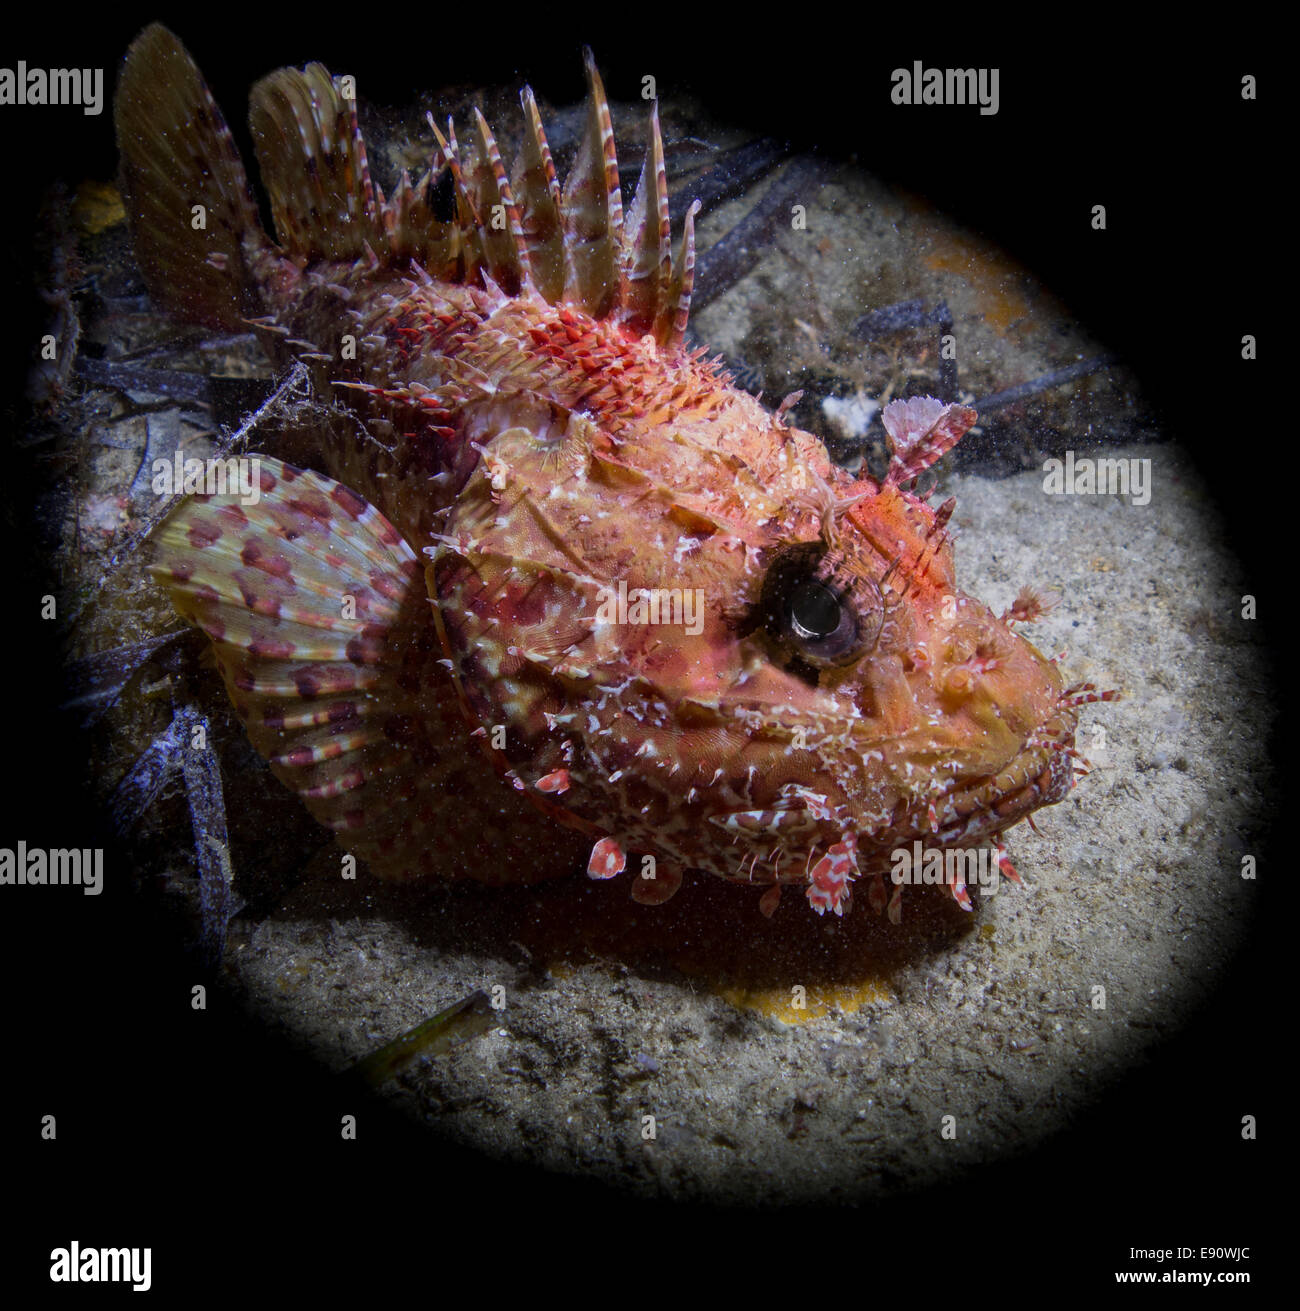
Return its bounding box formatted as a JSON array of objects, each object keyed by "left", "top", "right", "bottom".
[
  {"left": 536, "top": 769, "right": 570, "bottom": 795},
  {"left": 587, "top": 837, "right": 626, "bottom": 880}
]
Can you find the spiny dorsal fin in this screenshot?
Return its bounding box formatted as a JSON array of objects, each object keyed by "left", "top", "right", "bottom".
[
  {"left": 620, "top": 103, "right": 671, "bottom": 338},
  {"left": 428, "top": 115, "right": 490, "bottom": 288},
  {"left": 513, "top": 87, "right": 566, "bottom": 303},
  {"left": 249, "top": 63, "right": 387, "bottom": 261},
  {"left": 655, "top": 199, "right": 701, "bottom": 350},
  {"left": 561, "top": 48, "right": 625, "bottom": 320},
  {"left": 119, "top": 27, "right": 704, "bottom": 345},
  {"left": 469, "top": 108, "right": 534, "bottom": 296},
  {"left": 381, "top": 167, "right": 463, "bottom": 279},
  {"left": 406, "top": 59, "right": 700, "bottom": 343},
  {"left": 115, "top": 23, "right": 267, "bottom": 329}
]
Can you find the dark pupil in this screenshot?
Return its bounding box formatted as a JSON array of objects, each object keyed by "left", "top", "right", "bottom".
[{"left": 789, "top": 581, "right": 841, "bottom": 639}]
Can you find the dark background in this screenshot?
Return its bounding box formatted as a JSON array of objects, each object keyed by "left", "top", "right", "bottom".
[{"left": 1, "top": 10, "right": 1278, "bottom": 1293}]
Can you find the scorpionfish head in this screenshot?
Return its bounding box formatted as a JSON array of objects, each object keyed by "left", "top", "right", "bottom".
[{"left": 431, "top": 392, "right": 1079, "bottom": 916}]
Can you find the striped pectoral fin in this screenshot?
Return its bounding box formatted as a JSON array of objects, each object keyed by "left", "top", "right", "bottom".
[
  {"left": 150, "top": 457, "right": 590, "bottom": 885},
  {"left": 150, "top": 457, "right": 442, "bottom": 880}
]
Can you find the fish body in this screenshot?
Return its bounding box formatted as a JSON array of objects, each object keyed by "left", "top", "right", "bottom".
[{"left": 116, "top": 24, "right": 1104, "bottom": 920}]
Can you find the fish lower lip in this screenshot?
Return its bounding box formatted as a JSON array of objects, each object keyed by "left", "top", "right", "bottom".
[
  {"left": 949, "top": 728, "right": 1077, "bottom": 829},
  {"left": 893, "top": 709, "right": 1078, "bottom": 842},
  {"left": 954, "top": 757, "right": 1068, "bottom": 825}
]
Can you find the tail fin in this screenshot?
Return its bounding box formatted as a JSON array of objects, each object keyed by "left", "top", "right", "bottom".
[{"left": 114, "top": 24, "right": 267, "bottom": 329}]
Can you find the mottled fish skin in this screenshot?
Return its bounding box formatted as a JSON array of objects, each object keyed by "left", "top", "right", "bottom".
[{"left": 117, "top": 24, "right": 1108, "bottom": 920}]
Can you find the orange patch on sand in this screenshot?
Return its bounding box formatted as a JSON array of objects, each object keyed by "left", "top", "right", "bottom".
[
  {"left": 907, "top": 208, "right": 1034, "bottom": 337},
  {"left": 717, "top": 978, "right": 894, "bottom": 1024}
]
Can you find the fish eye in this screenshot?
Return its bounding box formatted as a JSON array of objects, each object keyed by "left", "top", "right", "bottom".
[
  {"left": 787, "top": 578, "right": 845, "bottom": 642},
  {"left": 756, "top": 544, "right": 882, "bottom": 669}
]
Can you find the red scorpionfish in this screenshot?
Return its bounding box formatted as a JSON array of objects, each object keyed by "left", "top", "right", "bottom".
[{"left": 117, "top": 24, "right": 1109, "bottom": 922}]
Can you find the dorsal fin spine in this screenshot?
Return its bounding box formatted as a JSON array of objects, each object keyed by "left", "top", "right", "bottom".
[
  {"left": 657, "top": 199, "right": 701, "bottom": 350},
  {"left": 619, "top": 103, "right": 672, "bottom": 337},
  {"left": 472, "top": 107, "right": 534, "bottom": 296}
]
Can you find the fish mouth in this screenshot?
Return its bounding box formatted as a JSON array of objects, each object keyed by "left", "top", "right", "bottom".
[{"left": 856, "top": 704, "right": 1079, "bottom": 863}]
